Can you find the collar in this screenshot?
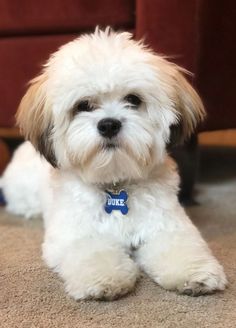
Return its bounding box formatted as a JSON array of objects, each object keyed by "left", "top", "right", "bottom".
[{"left": 99, "top": 180, "right": 128, "bottom": 194}]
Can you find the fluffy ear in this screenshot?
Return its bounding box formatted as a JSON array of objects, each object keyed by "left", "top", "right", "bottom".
[
  {"left": 171, "top": 68, "right": 205, "bottom": 145},
  {"left": 16, "top": 73, "right": 57, "bottom": 167},
  {"left": 161, "top": 62, "right": 206, "bottom": 147}
]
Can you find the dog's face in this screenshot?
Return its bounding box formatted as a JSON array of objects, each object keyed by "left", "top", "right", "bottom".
[{"left": 17, "top": 29, "right": 205, "bottom": 184}]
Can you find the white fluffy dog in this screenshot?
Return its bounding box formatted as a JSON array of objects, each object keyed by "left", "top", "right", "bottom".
[{"left": 1, "top": 28, "right": 227, "bottom": 300}]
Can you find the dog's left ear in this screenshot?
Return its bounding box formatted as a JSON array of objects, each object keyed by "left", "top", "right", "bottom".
[{"left": 166, "top": 64, "right": 206, "bottom": 146}]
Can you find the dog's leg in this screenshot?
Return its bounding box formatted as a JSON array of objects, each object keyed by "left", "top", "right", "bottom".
[
  {"left": 135, "top": 216, "right": 227, "bottom": 296},
  {"left": 43, "top": 236, "right": 139, "bottom": 300}
]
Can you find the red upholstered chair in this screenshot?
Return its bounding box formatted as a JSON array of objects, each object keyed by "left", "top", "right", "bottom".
[
  {"left": 0, "top": 0, "right": 235, "bottom": 199},
  {"left": 136, "top": 0, "right": 236, "bottom": 202},
  {"left": 136, "top": 0, "right": 236, "bottom": 132}
]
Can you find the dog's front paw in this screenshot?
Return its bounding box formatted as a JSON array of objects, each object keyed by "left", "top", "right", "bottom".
[
  {"left": 59, "top": 242, "right": 139, "bottom": 300},
  {"left": 177, "top": 263, "right": 227, "bottom": 296},
  {"left": 65, "top": 272, "right": 137, "bottom": 301}
]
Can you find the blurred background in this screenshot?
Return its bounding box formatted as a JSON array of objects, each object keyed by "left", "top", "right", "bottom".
[{"left": 0, "top": 0, "right": 236, "bottom": 202}]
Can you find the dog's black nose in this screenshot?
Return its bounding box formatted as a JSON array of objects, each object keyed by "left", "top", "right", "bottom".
[{"left": 97, "top": 118, "right": 122, "bottom": 138}]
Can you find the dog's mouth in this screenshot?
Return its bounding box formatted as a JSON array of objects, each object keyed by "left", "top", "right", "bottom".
[
  {"left": 102, "top": 140, "right": 119, "bottom": 150},
  {"left": 106, "top": 143, "right": 117, "bottom": 149}
]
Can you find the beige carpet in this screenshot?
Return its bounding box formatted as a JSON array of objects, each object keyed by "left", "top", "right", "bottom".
[{"left": 1, "top": 146, "right": 236, "bottom": 328}]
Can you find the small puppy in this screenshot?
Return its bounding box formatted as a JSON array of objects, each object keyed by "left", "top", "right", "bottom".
[{"left": 1, "top": 28, "right": 227, "bottom": 300}]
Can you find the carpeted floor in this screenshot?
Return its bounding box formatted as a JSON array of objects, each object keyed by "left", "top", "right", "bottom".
[{"left": 0, "top": 146, "right": 236, "bottom": 328}]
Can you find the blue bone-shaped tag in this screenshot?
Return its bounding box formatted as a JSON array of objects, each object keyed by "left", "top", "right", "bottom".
[{"left": 104, "top": 190, "right": 128, "bottom": 215}]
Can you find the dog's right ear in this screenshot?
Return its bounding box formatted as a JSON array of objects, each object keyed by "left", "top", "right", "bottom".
[{"left": 16, "top": 73, "right": 57, "bottom": 167}]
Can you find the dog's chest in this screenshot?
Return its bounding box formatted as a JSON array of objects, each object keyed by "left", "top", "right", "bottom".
[
  {"left": 77, "top": 183, "right": 173, "bottom": 239},
  {"left": 53, "top": 174, "right": 178, "bottom": 245}
]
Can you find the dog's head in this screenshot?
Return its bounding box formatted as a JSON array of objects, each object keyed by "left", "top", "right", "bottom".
[{"left": 17, "top": 28, "right": 205, "bottom": 184}]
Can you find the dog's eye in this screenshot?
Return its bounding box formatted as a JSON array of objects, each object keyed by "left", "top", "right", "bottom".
[
  {"left": 73, "top": 100, "right": 93, "bottom": 114},
  {"left": 124, "top": 94, "right": 142, "bottom": 107}
]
